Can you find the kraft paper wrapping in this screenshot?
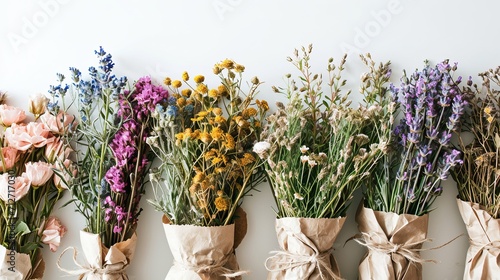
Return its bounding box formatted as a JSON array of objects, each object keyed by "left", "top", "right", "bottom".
[
  {"left": 163, "top": 222, "right": 245, "bottom": 280},
  {"left": 58, "top": 230, "right": 137, "bottom": 280},
  {"left": 355, "top": 205, "right": 429, "bottom": 280},
  {"left": 457, "top": 198, "right": 500, "bottom": 280},
  {"left": 265, "top": 217, "right": 346, "bottom": 280},
  {"left": 0, "top": 245, "right": 43, "bottom": 280}
]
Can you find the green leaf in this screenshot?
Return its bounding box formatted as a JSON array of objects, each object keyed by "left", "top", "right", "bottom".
[
  {"left": 15, "top": 221, "right": 31, "bottom": 236},
  {"left": 20, "top": 242, "right": 39, "bottom": 253}
]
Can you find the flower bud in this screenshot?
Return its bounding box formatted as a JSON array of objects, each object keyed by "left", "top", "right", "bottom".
[
  {"left": 29, "top": 93, "right": 49, "bottom": 119},
  {"left": 251, "top": 76, "right": 260, "bottom": 85}
]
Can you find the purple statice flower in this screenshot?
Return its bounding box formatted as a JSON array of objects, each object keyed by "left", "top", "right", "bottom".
[
  {"left": 105, "top": 166, "right": 126, "bottom": 193},
  {"left": 103, "top": 76, "right": 168, "bottom": 241},
  {"left": 113, "top": 226, "right": 122, "bottom": 234},
  {"left": 129, "top": 76, "right": 169, "bottom": 120}
]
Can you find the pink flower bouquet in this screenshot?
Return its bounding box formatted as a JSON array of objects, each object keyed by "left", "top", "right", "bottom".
[{"left": 0, "top": 92, "right": 74, "bottom": 279}]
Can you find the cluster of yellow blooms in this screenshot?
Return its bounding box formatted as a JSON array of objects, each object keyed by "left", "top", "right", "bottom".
[{"left": 156, "top": 59, "right": 269, "bottom": 225}]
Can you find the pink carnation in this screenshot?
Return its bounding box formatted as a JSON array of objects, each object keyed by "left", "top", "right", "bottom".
[
  {"left": 40, "top": 111, "right": 76, "bottom": 134},
  {"left": 4, "top": 122, "right": 53, "bottom": 151},
  {"left": 0, "top": 104, "right": 26, "bottom": 126},
  {"left": 23, "top": 161, "right": 54, "bottom": 187},
  {"left": 0, "top": 147, "right": 17, "bottom": 171},
  {"left": 0, "top": 173, "right": 31, "bottom": 202},
  {"left": 41, "top": 216, "right": 67, "bottom": 252}
]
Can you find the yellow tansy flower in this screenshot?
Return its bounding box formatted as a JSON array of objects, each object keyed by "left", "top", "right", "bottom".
[
  {"left": 175, "top": 132, "right": 185, "bottom": 140},
  {"left": 177, "top": 97, "right": 186, "bottom": 107},
  {"left": 172, "top": 80, "right": 182, "bottom": 88},
  {"left": 193, "top": 172, "right": 205, "bottom": 184},
  {"left": 194, "top": 75, "right": 205, "bottom": 83},
  {"left": 487, "top": 116, "right": 494, "bottom": 123},
  {"left": 218, "top": 85, "right": 228, "bottom": 96},
  {"left": 199, "top": 131, "right": 212, "bottom": 143},
  {"left": 197, "top": 83, "right": 208, "bottom": 94},
  {"left": 234, "top": 64, "right": 245, "bottom": 73},
  {"left": 242, "top": 108, "right": 258, "bottom": 119},
  {"left": 190, "top": 129, "right": 200, "bottom": 139},
  {"left": 208, "top": 89, "right": 220, "bottom": 98},
  {"left": 198, "top": 111, "right": 209, "bottom": 117},
  {"left": 212, "top": 157, "right": 223, "bottom": 165},
  {"left": 181, "top": 88, "right": 192, "bottom": 97},
  {"left": 213, "top": 65, "right": 221, "bottom": 75},
  {"left": 224, "top": 133, "right": 235, "bottom": 150},
  {"left": 182, "top": 71, "right": 189, "bottom": 81},
  {"left": 213, "top": 108, "right": 223, "bottom": 116},
  {"left": 210, "top": 127, "right": 224, "bottom": 141},
  {"left": 215, "top": 115, "right": 226, "bottom": 124},
  {"left": 215, "top": 196, "right": 229, "bottom": 211},
  {"left": 257, "top": 99, "right": 269, "bottom": 111},
  {"left": 220, "top": 59, "right": 234, "bottom": 69},
  {"left": 163, "top": 77, "right": 172, "bottom": 86}
]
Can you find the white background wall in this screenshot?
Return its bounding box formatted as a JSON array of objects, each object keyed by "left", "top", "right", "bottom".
[{"left": 1, "top": 0, "right": 498, "bottom": 279}]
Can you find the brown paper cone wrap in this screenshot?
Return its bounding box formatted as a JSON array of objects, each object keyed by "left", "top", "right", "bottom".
[
  {"left": 0, "top": 245, "right": 44, "bottom": 280},
  {"left": 457, "top": 198, "right": 500, "bottom": 280},
  {"left": 163, "top": 222, "right": 245, "bottom": 280},
  {"left": 57, "top": 230, "right": 137, "bottom": 280},
  {"left": 355, "top": 205, "right": 429, "bottom": 280},
  {"left": 265, "top": 217, "right": 346, "bottom": 280}
]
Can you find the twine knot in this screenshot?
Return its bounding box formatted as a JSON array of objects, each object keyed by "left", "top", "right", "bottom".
[
  {"left": 173, "top": 252, "right": 248, "bottom": 279},
  {"left": 265, "top": 250, "right": 341, "bottom": 280},
  {"left": 57, "top": 247, "right": 127, "bottom": 278}
]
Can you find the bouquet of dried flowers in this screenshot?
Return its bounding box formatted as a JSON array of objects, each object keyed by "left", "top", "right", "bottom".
[
  {"left": 356, "top": 60, "right": 466, "bottom": 280},
  {"left": 364, "top": 60, "right": 466, "bottom": 216},
  {"left": 254, "top": 46, "right": 392, "bottom": 219},
  {"left": 147, "top": 60, "right": 267, "bottom": 227},
  {"left": 0, "top": 91, "right": 74, "bottom": 279},
  {"left": 453, "top": 68, "right": 500, "bottom": 217},
  {"left": 146, "top": 59, "right": 267, "bottom": 279},
  {"left": 256, "top": 45, "right": 393, "bottom": 279},
  {"left": 51, "top": 47, "right": 167, "bottom": 277},
  {"left": 452, "top": 67, "right": 500, "bottom": 279}
]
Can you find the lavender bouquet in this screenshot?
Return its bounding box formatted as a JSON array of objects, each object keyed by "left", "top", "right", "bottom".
[
  {"left": 364, "top": 60, "right": 466, "bottom": 215},
  {"left": 357, "top": 60, "right": 466, "bottom": 280},
  {"left": 51, "top": 47, "right": 167, "bottom": 278}
]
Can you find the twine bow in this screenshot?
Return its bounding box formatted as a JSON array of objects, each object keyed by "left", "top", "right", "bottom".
[
  {"left": 57, "top": 247, "right": 127, "bottom": 279},
  {"left": 465, "top": 239, "right": 500, "bottom": 279},
  {"left": 265, "top": 250, "right": 341, "bottom": 280},
  {"left": 352, "top": 232, "right": 436, "bottom": 265},
  {"left": 265, "top": 230, "right": 342, "bottom": 280},
  {"left": 353, "top": 232, "right": 461, "bottom": 264},
  {"left": 468, "top": 239, "right": 500, "bottom": 263},
  {"left": 173, "top": 252, "right": 248, "bottom": 279}
]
